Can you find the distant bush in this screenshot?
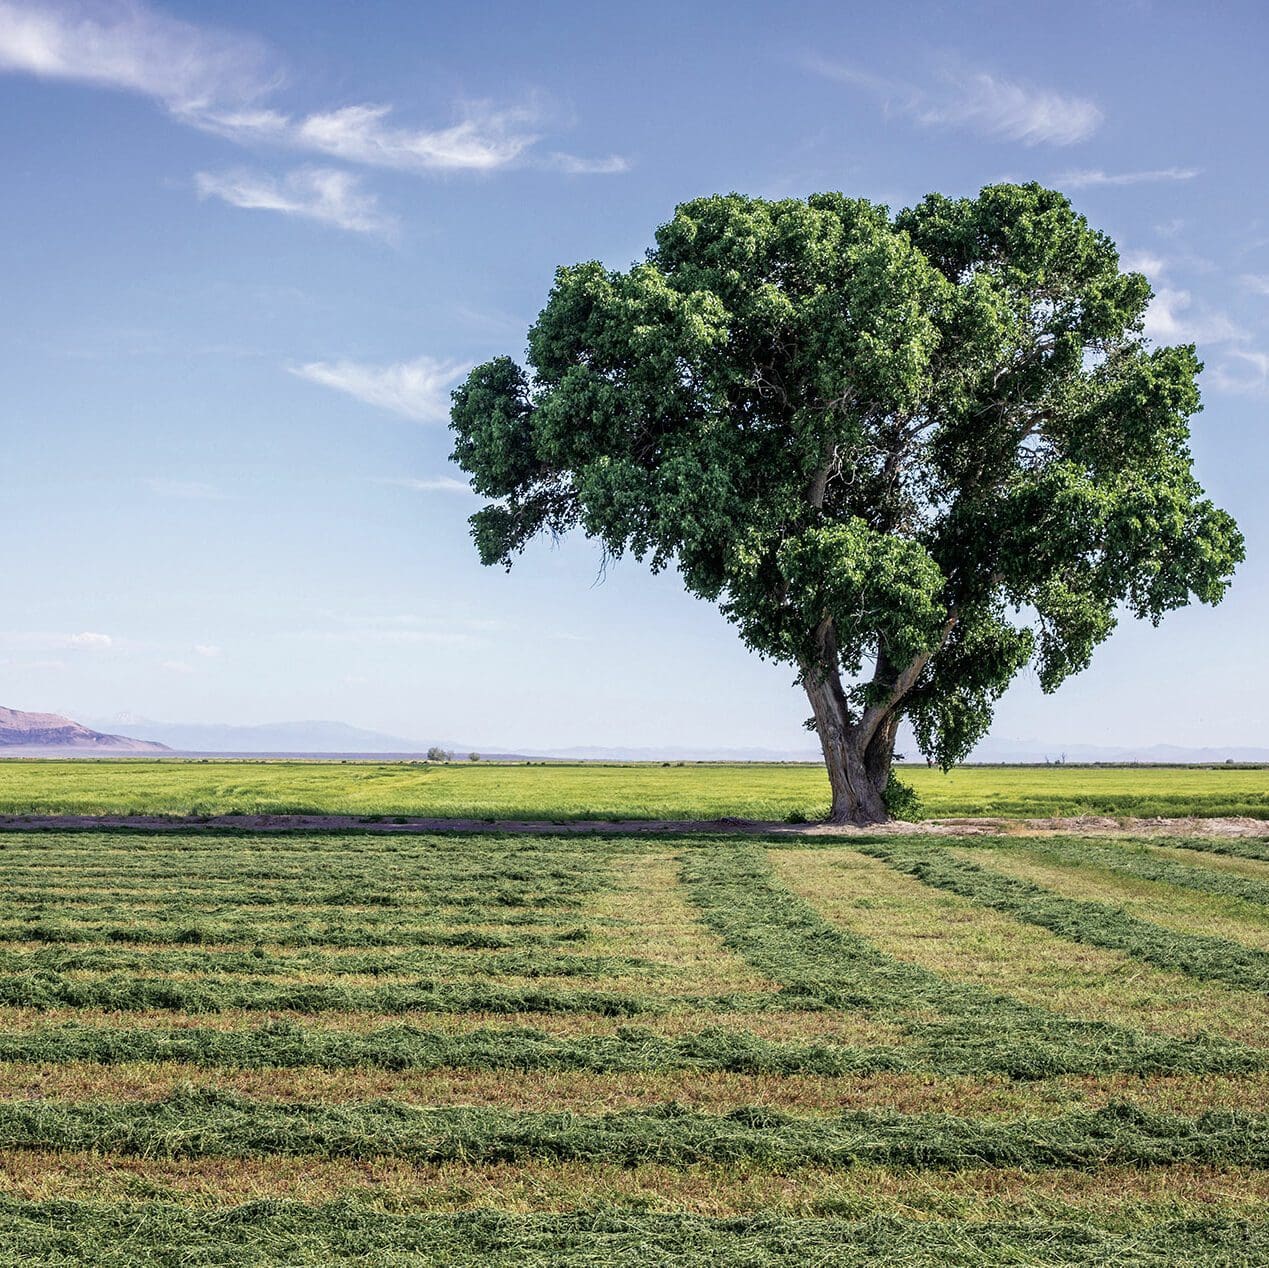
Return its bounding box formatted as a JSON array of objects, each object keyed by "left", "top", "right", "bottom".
[
  {"left": 468, "top": 753, "right": 481, "bottom": 763},
  {"left": 426, "top": 747, "right": 452, "bottom": 763}
]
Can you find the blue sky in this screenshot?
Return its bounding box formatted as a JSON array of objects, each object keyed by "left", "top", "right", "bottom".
[{"left": 1, "top": 0, "right": 1266, "bottom": 751}]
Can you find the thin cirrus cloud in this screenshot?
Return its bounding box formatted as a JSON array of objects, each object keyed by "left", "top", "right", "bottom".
[
  {"left": 195, "top": 167, "right": 394, "bottom": 236},
  {"left": 290, "top": 355, "right": 472, "bottom": 423},
  {"left": 379, "top": 476, "right": 474, "bottom": 496},
  {"left": 0, "top": 0, "right": 273, "bottom": 111},
  {"left": 1055, "top": 167, "right": 1199, "bottom": 189},
  {"left": 811, "top": 58, "right": 1102, "bottom": 146},
  {"left": 0, "top": 1, "right": 625, "bottom": 205}
]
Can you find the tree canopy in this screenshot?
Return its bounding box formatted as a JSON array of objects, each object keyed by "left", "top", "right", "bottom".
[{"left": 449, "top": 183, "right": 1243, "bottom": 822}]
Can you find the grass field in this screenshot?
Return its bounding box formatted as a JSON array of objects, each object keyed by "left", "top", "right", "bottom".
[
  {"left": 1, "top": 758, "right": 1266, "bottom": 820},
  {"left": 0, "top": 822, "right": 1266, "bottom": 1263}
]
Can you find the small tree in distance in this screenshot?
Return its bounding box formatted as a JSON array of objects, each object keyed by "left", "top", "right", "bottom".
[
  {"left": 426, "top": 746, "right": 451, "bottom": 763},
  {"left": 450, "top": 185, "right": 1243, "bottom": 824},
  {"left": 468, "top": 752, "right": 481, "bottom": 762}
]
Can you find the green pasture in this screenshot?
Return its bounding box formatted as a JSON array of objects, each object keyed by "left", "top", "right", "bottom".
[{"left": 0, "top": 758, "right": 1265, "bottom": 820}]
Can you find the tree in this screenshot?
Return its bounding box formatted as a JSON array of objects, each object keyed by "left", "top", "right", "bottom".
[
  {"left": 426, "top": 746, "right": 451, "bottom": 763},
  {"left": 468, "top": 752, "right": 482, "bottom": 762},
  {"left": 450, "top": 185, "right": 1243, "bottom": 824}
]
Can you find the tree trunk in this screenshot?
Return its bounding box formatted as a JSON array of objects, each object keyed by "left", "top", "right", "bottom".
[{"left": 802, "top": 674, "right": 890, "bottom": 826}]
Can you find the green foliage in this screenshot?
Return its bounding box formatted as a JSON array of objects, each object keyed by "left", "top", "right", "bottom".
[
  {"left": 450, "top": 184, "right": 1242, "bottom": 777},
  {"left": 881, "top": 775, "right": 922, "bottom": 822}
]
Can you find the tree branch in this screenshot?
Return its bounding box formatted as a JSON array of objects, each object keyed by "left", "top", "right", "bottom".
[{"left": 854, "top": 611, "right": 960, "bottom": 750}]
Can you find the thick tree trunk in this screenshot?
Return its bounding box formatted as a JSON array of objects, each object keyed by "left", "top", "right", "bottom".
[{"left": 802, "top": 674, "right": 890, "bottom": 826}]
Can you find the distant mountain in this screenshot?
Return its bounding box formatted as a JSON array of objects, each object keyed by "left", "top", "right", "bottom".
[
  {"left": 89, "top": 717, "right": 436, "bottom": 755},
  {"left": 964, "top": 737, "right": 1269, "bottom": 764},
  {"left": 521, "top": 745, "right": 824, "bottom": 762},
  {"left": 0, "top": 706, "right": 169, "bottom": 754}
]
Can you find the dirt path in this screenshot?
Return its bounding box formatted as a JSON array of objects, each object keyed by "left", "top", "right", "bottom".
[{"left": 0, "top": 812, "right": 1265, "bottom": 838}]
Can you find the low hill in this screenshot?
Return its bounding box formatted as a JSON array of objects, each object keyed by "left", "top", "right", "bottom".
[{"left": 0, "top": 706, "right": 170, "bottom": 754}]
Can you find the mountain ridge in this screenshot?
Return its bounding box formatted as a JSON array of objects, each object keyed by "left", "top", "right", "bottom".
[{"left": 0, "top": 706, "right": 169, "bottom": 753}]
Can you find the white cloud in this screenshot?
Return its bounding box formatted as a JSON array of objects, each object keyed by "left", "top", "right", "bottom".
[
  {"left": 195, "top": 166, "right": 393, "bottom": 236},
  {"left": 1056, "top": 167, "right": 1199, "bottom": 189},
  {"left": 1241, "top": 274, "right": 1269, "bottom": 296},
  {"left": 66, "top": 631, "right": 112, "bottom": 649},
  {"left": 198, "top": 101, "right": 538, "bottom": 173},
  {"left": 0, "top": 4, "right": 626, "bottom": 183},
  {"left": 379, "top": 476, "right": 474, "bottom": 495},
  {"left": 1120, "top": 250, "right": 1168, "bottom": 278},
  {"left": 0, "top": 630, "right": 113, "bottom": 651},
  {"left": 193, "top": 644, "right": 221, "bottom": 658},
  {"left": 290, "top": 355, "right": 471, "bottom": 422},
  {"left": 161, "top": 659, "right": 193, "bottom": 673},
  {"left": 1210, "top": 349, "right": 1269, "bottom": 395},
  {"left": 1144, "top": 287, "right": 1247, "bottom": 346},
  {"left": 812, "top": 58, "right": 1101, "bottom": 146},
  {"left": 0, "top": 0, "right": 272, "bottom": 111}
]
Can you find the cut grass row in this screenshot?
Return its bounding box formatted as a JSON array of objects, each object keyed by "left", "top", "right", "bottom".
[
  {"left": 956, "top": 848, "right": 1269, "bottom": 953},
  {"left": 774, "top": 848, "right": 1266, "bottom": 1047},
  {"left": 2, "top": 1155, "right": 1267, "bottom": 1218},
  {"left": 0, "top": 1018, "right": 1258, "bottom": 1079},
  {"left": 1, "top": 1201, "right": 1265, "bottom": 1268},
  {"left": 5, "top": 1062, "right": 1267, "bottom": 1119},
  {"left": 857, "top": 841, "right": 1269, "bottom": 995},
  {"left": 1, "top": 1092, "right": 1266, "bottom": 1169},
  {"left": 961, "top": 835, "right": 1269, "bottom": 909}
]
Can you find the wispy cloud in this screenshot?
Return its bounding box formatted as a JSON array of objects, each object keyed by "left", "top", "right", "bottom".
[
  {"left": 146, "top": 477, "right": 230, "bottom": 500},
  {"left": 378, "top": 476, "right": 474, "bottom": 495},
  {"left": 66, "top": 630, "right": 112, "bottom": 649},
  {"left": 0, "top": 2, "right": 624, "bottom": 184},
  {"left": 198, "top": 101, "right": 540, "bottom": 174},
  {"left": 193, "top": 644, "right": 221, "bottom": 658},
  {"left": 161, "top": 659, "right": 194, "bottom": 673},
  {"left": 1144, "top": 287, "right": 1247, "bottom": 346},
  {"left": 543, "top": 151, "right": 630, "bottom": 175},
  {"left": 811, "top": 58, "right": 1101, "bottom": 146},
  {"left": 290, "top": 355, "right": 471, "bottom": 422},
  {"left": 0, "top": 0, "right": 272, "bottom": 111},
  {"left": 1120, "top": 250, "right": 1168, "bottom": 278},
  {"left": 1056, "top": 167, "right": 1199, "bottom": 189},
  {"left": 1241, "top": 274, "right": 1269, "bottom": 296},
  {"left": 1210, "top": 349, "right": 1269, "bottom": 395},
  {"left": 0, "top": 630, "right": 114, "bottom": 651},
  {"left": 195, "top": 166, "right": 393, "bottom": 235}
]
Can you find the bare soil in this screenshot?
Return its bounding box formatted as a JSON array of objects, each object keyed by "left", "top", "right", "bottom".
[{"left": 0, "top": 812, "right": 1264, "bottom": 837}]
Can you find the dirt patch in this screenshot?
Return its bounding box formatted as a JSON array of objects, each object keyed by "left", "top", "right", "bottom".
[{"left": 0, "top": 812, "right": 1265, "bottom": 838}]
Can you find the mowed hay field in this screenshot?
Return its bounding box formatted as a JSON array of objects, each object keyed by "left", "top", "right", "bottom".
[
  {"left": 0, "top": 826, "right": 1267, "bottom": 1263},
  {"left": 0, "top": 758, "right": 1267, "bottom": 819}
]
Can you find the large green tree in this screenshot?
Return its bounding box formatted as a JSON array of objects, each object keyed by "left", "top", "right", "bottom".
[{"left": 449, "top": 184, "right": 1243, "bottom": 824}]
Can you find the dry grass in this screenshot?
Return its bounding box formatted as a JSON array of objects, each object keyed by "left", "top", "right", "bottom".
[
  {"left": 1, "top": 1062, "right": 1264, "bottom": 1117},
  {"left": 0, "top": 1006, "right": 909, "bottom": 1045},
  {"left": 0, "top": 1150, "right": 1264, "bottom": 1218},
  {"left": 583, "top": 854, "right": 775, "bottom": 995},
  {"left": 771, "top": 849, "right": 1268, "bottom": 1045}
]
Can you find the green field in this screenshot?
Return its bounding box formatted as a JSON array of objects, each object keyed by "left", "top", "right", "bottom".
[
  {"left": 0, "top": 823, "right": 1266, "bottom": 1263},
  {"left": 1, "top": 758, "right": 1266, "bottom": 820}
]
